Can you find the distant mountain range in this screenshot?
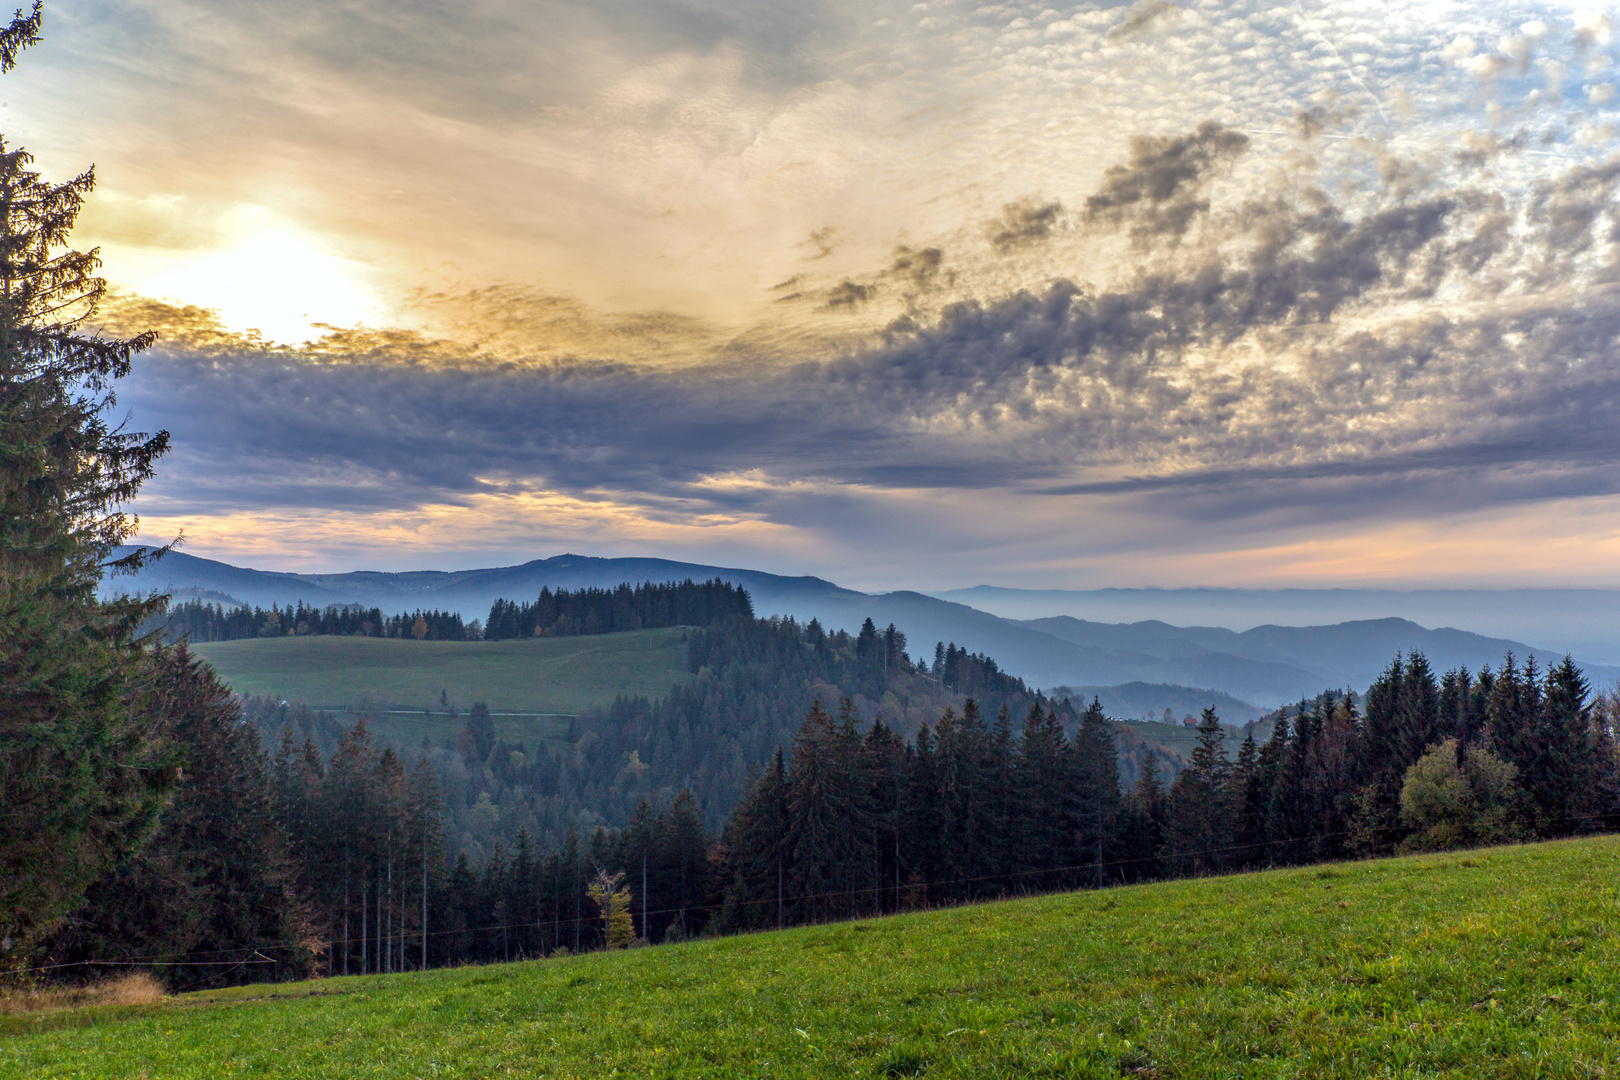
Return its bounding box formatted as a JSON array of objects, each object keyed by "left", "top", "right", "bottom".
[
  {"left": 108, "top": 548, "right": 1620, "bottom": 710},
  {"left": 938, "top": 585, "right": 1620, "bottom": 665}
]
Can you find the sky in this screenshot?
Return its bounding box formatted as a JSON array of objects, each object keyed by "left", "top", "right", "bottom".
[{"left": 12, "top": 0, "right": 1620, "bottom": 589}]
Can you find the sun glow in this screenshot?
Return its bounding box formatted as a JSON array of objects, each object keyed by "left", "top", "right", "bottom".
[{"left": 97, "top": 204, "right": 386, "bottom": 345}]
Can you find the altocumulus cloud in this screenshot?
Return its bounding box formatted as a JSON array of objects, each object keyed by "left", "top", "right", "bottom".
[{"left": 117, "top": 126, "right": 1620, "bottom": 541}]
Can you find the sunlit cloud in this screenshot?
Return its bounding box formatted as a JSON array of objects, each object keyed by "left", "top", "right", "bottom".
[{"left": 8, "top": 0, "right": 1616, "bottom": 587}]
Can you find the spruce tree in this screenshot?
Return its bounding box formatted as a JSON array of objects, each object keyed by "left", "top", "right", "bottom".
[
  {"left": 1072, "top": 697, "right": 1120, "bottom": 888},
  {"left": 1352, "top": 654, "right": 1440, "bottom": 854},
  {"left": 1523, "top": 656, "right": 1593, "bottom": 835},
  {"left": 39, "top": 647, "right": 311, "bottom": 986},
  {"left": 984, "top": 703, "right": 1017, "bottom": 893},
  {"left": 903, "top": 722, "right": 943, "bottom": 904},
  {"left": 659, "top": 788, "right": 712, "bottom": 938},
  {"left": 720, "top": 747, "right": 789, "bottom": 930},
  {"left": 0, "top": 1, "right": 174, "bottom": 954},
  {"left": 1165, "top": 707, "right": 1231, "bottom": 875},
  {"left": 1015, "top": 702, "right": 1071, "bottom": 890},
  {"left": 403, "top": 757, "right": 443, "bottom": 969},
  {"left": 864, "top": 719, "right": 906, "bottom": 913},
  {"left": 1119, "top": 749, "right": 1166, "bottom": 881},
  {"left": 1232, "top": 732, "right": 1264, "bottom": 869},
  {"left": 786, "top": 700, "right": 849, "bottom": 921}
]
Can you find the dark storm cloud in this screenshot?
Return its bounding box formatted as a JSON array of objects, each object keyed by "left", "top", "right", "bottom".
[{"left": 123, "top": 125, "right": 1620, "bottom": 535}]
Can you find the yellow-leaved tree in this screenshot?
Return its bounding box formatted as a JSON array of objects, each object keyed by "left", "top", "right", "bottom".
[{"left": 586, "top": 868, "right": 635, "bottom": 948}]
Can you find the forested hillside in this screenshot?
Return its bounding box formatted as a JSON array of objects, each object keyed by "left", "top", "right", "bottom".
[
  {"left": 483, "top": 579, "right": 752, "bottom": 639},
  {"left": 245, "top": 614, "right": 1085, "bottom": 861}
]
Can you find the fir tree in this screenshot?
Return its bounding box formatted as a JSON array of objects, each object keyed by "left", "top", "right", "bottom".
[
  {"left": 787, "top": 700, "right": 853, "bottom": 921},
  {"left": 659, "top": 788, "right": 712, "bottom": 939},
  {"left": 1015, "top": 703, "right": 1071, "bottom": 890},
  {"left": 1165, "top": 707, "right": 1231, "bottom": 875},
  {"left": 1119, "top": 749, "right": 1166, "bottom": 881},
  {"left": 1072, "top": 698, "right": 1120, "bottom": 888},
  {"left": 39, "top": 647, "right": 311, "bottom": 986},
  {"left": 1232, "top": 732, "right": 1264, "bottom": 869},
  {"left": 0, "top": 1, "right": 174, "bottom": 954}
]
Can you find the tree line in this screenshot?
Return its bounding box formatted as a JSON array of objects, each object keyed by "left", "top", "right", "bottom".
[
  {"left": 482, "top": 579, "right": 753, "bottom": 640},
  {"left": 468, "top": 650, "right": 1619, "bottom": 950},
  {"left": 155, "top": 577, "right": 755, "bottom": 645},
  {"left": 156, "top": 599, "right": 472, "bottom": 642}
]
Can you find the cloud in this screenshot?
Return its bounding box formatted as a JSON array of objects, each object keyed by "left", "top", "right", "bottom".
[
  {"left": 119, "top": 124, "right": 1620, "bottom": 565},
  {"left": 1083, "top": 121, "right": 1248, "bottom": 244},
  {"left": 987, "top": 200, "right": 1063, "bottom": 252},
  {"left": 888, "top": 246, "right": 945, "bottom": 290},
  {"left": 823, "top": 280, "right": 877, "bottom": 309},
  {"left": 30, "top": 0, "right": 1620, "bottom": 583},
  {"left": 1107, "top": 0, "right": 1182, "bottom": 44}
]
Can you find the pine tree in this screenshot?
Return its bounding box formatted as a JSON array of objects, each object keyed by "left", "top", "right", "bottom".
[
  {"left": 1525, "top": 656, "right": 1594, "bottom": 835},
  {"left": 1309, "top": 691, "right": 1360, "bottom": 862},
  {"left": 1352, "top": 654, "right": 1441, "bottom": 854},
  {"left": 1232, "top": 732, "right": 1264, "bottom": 869},
  {"left": 936, "top": 700, "right": 993, "bottom": 901},
  {"left": 718, "top": 747, "right": 789, "bottom": 931},
  {"left": 0, "top": 1, "right": 174, "bottom": 955},
  {"left": 903, "top": 722, "right": 943, "bottom": 906},
  {"left": 403, "top": 757, "right": 443, "bottom": 969},
  {"left": 984, "top": 703, "right": 1017, "bottom": 893},
  {"left": 466, "top": 701, "right": 495, "bottom": 762},
  {"left": 620, "top": 798, "right": 658, "bottom": 939},
  {"left": 786, "top": 700, "right": 845, "bottom": 921},
  {"left": 864, "top": 719, "right": 906, "bottom": 914}
]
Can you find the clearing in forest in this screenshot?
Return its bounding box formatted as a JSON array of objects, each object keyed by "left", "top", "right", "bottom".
[{"left": 191, "top": 627, "right": 693, "bottom": 716}]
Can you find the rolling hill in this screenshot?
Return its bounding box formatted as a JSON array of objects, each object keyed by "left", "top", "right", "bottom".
[{"left": 8, "top": 837, "right": 1616, "bottom": 1078}]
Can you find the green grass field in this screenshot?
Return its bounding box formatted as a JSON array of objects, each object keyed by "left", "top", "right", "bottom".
[
  {"left": 7, "top": 836, "right": 1617, "bottom": 1079},
  {"left": 191, "top": 628, "right": 693, "bottom": 715}
]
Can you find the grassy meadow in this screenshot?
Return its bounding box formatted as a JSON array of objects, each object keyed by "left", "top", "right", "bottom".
[
  {"left": 7, "top": 836, "right": 1617, "bottom": 1079},
  {"left": 191, "top": 627, "right": 693, "bottom": 715}
]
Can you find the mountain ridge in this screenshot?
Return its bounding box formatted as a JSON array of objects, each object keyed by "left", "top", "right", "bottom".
[{"left": 108, "top": 548, "right": 1619, "bottom": 707}]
